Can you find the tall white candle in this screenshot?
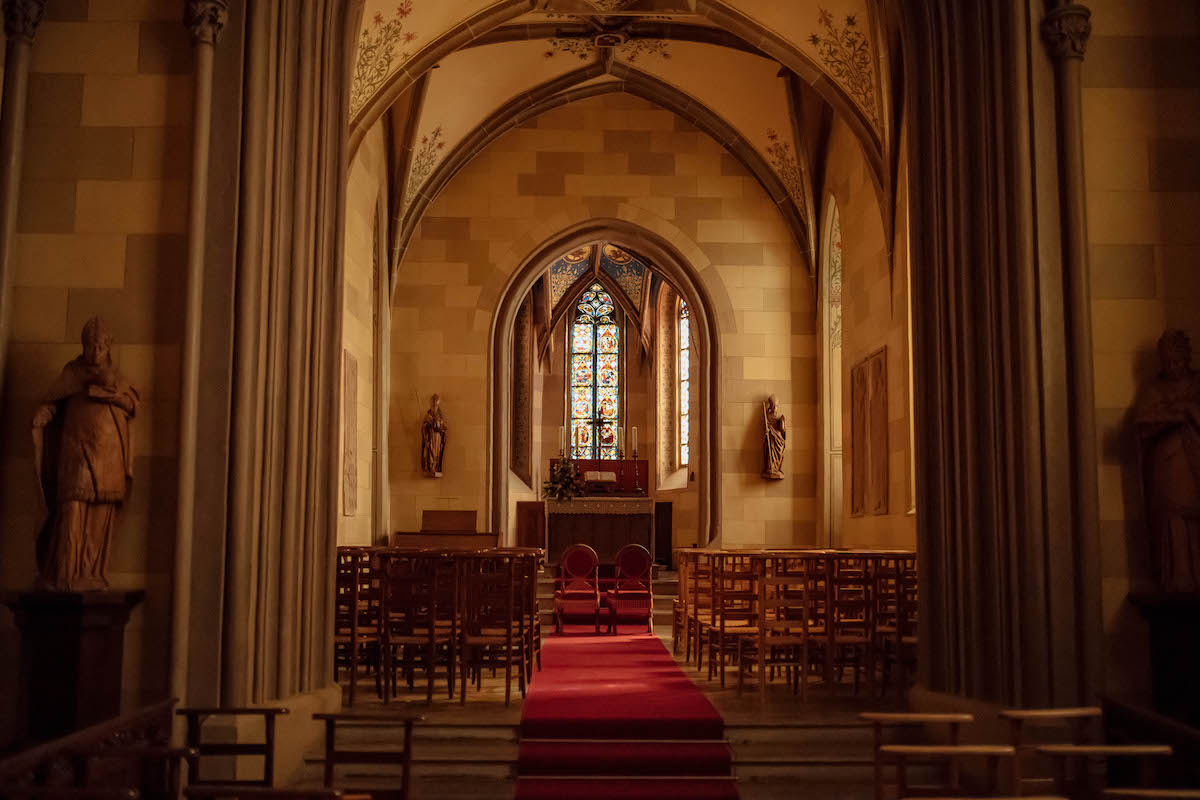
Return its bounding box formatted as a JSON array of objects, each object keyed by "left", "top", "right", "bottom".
[
  {"left": 559, "top": 425, "right": 565, "bottom": 454},
  {"left": 632, "top": 426, "right": 638, "bottom": 454},
  {"left": 620, "top": 426, "right": 625, "bottom": 453}
]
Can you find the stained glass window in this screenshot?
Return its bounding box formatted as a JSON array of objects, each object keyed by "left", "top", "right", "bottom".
[
  {"left": 679, "top": 300, "right": 690, "bottom": 466},
  {"left": 570, "top": 283, "right": 620, "bottom": 459}
]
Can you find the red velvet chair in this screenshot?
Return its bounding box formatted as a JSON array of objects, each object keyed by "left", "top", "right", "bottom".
[
  {"left": 606, "top": 544, "right": 654, "bottom": 635},
  {"left": 554, "top": 544, "right": 600, "bottom": 633}
]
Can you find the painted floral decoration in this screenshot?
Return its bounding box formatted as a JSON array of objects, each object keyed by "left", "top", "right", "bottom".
[
  {"left": 764, "top": 128, "right": 807, "bottom": 218},
  {"left": 351, "top": 2, "right": 417, "bottom": 117},
  {"left": 808, "top": 9, "right": 878, "bottom": 126},
  {"left": 402, "top": 124, "right": 445, "bottom": 211}
]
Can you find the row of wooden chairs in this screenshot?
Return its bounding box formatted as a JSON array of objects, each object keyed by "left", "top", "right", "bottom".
[
  {"left": 334, "top": 545, "right": 544, "bottom": 707},
  {"left": 672, "top": 548, "right": 918, "bottom": 698},
  {"left": 864, "top": 707, "right": 1190, "bottom": 799}
]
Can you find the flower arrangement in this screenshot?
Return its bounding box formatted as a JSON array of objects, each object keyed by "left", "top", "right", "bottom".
[{"left": 543, "top": 459, "right": 586, "bottom": 501}]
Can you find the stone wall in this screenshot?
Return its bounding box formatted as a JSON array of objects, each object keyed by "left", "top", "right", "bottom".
[
  {"left": 391, "top": 92, "right": 818, "bottom": 548},
  {"left": 0, "top": 3, "right": 193, "bottom": 746},
  {"left": 1083, "top": 0, "right": 1200, "bottom": 697},
  {"left": 339, "top": 124, "right": 384, "bottom": 545},
  {"left": 823, "top": 117, "right": 916, "bottom": 549}
]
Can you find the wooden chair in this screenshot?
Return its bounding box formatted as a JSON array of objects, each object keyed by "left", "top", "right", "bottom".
[
  {"left": 334, "top": 546, "right": 381, "bottom": 705},
  {"left": 828, "top": 554, "right": 874, "bottom": 693},
  {"left": 872, "top": 553, "right": 917, "bottom": 694},
  {"left": 378, "top": 550, "right": 456, "bottom": 705},
  {"left": 501, "top": 547, "right": 544, "bottom": 678},
  {"left": 553, "top": 544, "right": 600, "bottom": 634},
  {"left": 1039, "top": 744, "right": 1174, "bottom": 798},
  {"left": 707, "top": 552, "right": 759, "bottom": 688},
  {"left": 672, "top": 549, "right": 693, "bottom": 655},
  {"left": 1000, "top": 707, "right": 1103, "bottom": 795},
  {"left": 739, "top": 553, "right": 816, "bottom": 700},
  {"left": 606, "top": 544, "right": 654, "bottom": 635},
  {"left": 690, "top": 551, "right": 717, "bottom": 671},
  {"left": 312, "top": 712, "right": 423, "bottom": 800},
  {"left": 861, "top": 712, "right": 975, "bottom": 800},
  {"left": 176, "top": 708, "right": 289, "bottom": 788},
  {"left": 459, "top": 552, "right": 528, "bottom": 706}
]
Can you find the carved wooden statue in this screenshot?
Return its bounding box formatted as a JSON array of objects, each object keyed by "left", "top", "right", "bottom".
[
  {"left": 1135, "top": 329, "right": 1200, "bottom": 592},
  {"left": 762, "top": 394, "right": 786, "bottom": 480},
  {"left": 421, "top": 393, "right": 447, "bottom": 477},
  {"left": 32, "top": 317, "right": 140, "bottom": 591}
]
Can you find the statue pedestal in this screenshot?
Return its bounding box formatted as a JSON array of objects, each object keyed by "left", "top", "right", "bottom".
[
  {"left": 1130, "top": 591, "right": 1200, "bottom": 727},
  {"left": 1, "top": 589, "right": 145, "bottom": 742}
]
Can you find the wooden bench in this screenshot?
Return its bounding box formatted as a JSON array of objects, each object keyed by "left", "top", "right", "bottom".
[
  {"left": 860, "top": 713, "right": 975, "bottom": 800},
  {"left": 312, "top": 713, "right": 424, "bottom": 800},
  {"left": 1037, "top": 744, "right": 1175, "bottom": 796},
  {"left": 177, "top": 707, "right": 290, "bottom": 788},
  {"left": 1000, "top": 706, "right": 1104, "bottom": 793},
  {"left": 880, "top": 744, "right": 1017, "bottom": 798}
]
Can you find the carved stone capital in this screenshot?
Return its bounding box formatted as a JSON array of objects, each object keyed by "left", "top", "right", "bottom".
[
  {"left": 184, "top": 0, "right": 228, "bottom": 46},
  {"left": 1041, "top": 4, "right": 1092, "bottom": 60},
  {"left": 4, "top": 0, "right": 47, "bottom": 43}
]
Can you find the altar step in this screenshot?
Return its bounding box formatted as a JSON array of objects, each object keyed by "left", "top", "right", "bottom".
[
  {"left": 535, "top": 573, "right": 678, "bottom": 627},
  {"left": 294, "top": 717, "right": 931, "bottom": 800}
]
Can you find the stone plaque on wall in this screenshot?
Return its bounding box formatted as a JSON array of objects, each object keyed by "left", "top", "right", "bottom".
[
  {"left": 850, "top": 347, "right": 888, "bottom": 517},
  {"left": 343, "top": 350, "right": 357, "bottom": 516}
]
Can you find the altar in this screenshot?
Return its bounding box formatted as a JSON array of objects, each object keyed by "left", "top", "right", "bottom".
[{"left": 545, "top": 496, "right": 655, "bottom": 564}]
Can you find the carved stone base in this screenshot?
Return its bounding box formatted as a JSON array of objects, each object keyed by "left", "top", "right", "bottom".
[{"left": 1, "top": 589, "right": 145, "bottom": 742}]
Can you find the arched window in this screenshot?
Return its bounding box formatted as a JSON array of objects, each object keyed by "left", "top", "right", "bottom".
[
  {"left": 569, "top": 283, "right": 620, "bottom": 459},
  {"left": 679, "top": 300, "right": 690, "bottom": 467}
]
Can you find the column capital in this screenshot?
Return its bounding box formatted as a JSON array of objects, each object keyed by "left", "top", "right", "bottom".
[
  {"left": 184, "top": 0, "right": 228, "bottom": 46},
  {"left": 1041, "top": 3, "right": 1092, "bottom": 61},
  {"left": 3, "top": 0, "right": 46, "bottom": 43}
]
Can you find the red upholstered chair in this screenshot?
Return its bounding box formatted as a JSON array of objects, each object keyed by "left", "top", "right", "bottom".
[
  {"left": 606, "top": 544, "right": 654, "bottom": 635},
  {"left": 554, "top": 543, "right": 600, "bottom": 633}
]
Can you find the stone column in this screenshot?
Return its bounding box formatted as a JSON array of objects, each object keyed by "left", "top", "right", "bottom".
[
  {"left": 0, "top": 0, "right": 46, "bottom": 399},
  {"left": 1041, "top": 0, "right": 1103, "bottom": 700},
  {"left": 170, "top": 0, "right": 227, "bottom": 711}
]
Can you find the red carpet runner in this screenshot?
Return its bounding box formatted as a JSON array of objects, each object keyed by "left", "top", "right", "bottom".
[{"left": 515, "top": 629, "right": 739, "bottom": 799}]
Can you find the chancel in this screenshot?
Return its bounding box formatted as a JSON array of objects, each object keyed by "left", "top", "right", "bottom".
[{"left": 0, "top": 1, "right": 1198, "bottom": 800}]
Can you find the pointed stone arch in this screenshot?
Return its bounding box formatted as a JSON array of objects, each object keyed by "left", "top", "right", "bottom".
[{"left": 484, "top": 210, "right": 731, "bottom": 545}]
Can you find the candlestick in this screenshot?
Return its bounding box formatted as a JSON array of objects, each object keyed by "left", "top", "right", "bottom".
[{"left": 633, "top": 447, "right": 641, "bottom": 493}]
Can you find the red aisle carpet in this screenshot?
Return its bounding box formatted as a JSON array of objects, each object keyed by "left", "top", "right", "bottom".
[{"left": 515, "top": 628, "right": 739, "bottom": 800}]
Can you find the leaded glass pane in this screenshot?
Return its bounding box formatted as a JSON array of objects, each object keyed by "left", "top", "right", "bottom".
[
  {"left": 680, "top": 353, "right": 689, "bottom": 382},
  {"left": 599, "top": 422, "right": 617, "bottom": 451},
  {"left": 680, "top": 379, "right": 689, "bottom": 417},
  {"left": 572, "top": 323, "right": 592, "bottom": 353},
  {"left": 680, "top": 443, "right": 689, "bottom": 465},
  {"left": 571, "top": 419, "right": 594, "bottom": 459},
  {"left": 681, "top": 406, "right": 690, "bottom": 445},
  {"left": 571, "top": 354, "right": 593, "bottom": 386},
  {"left": 597, "top": 324, "right": 618, "bottom": 354},
  {"left": 598, "top": 387, "right": 618, "bottom": 420},
  {"left": 597, "top": 353, "right": 618, "bottom": 386},
  {"left": 571, "top": 386, "right": 592, "bottom": 419},
  {"left": 679, "top": 315, "right": 689, "bottom": 348}
]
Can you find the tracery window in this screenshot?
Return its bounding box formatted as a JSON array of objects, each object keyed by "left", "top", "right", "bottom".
[
  {"left": 569, "top": 283, "right": 620, "bottom": 459},
  {"left": 679, "top": 300, "right": 690, "bottom": 467}
]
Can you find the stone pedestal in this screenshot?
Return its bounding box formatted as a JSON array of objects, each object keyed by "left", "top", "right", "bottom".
[
  {"left": 1, "top": 589, "right": 145, "bottom": 742},
  {"left": 1130, "top": 591, "right": 1200, "bottom": 727}
]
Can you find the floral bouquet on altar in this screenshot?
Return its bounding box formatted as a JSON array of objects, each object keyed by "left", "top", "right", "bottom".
[{"left": 543, "top": 459, "right": 585, "bottom": 501}]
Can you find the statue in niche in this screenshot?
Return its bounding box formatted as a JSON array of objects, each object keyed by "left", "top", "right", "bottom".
[
  {"left": 421, "top": 393, "right": 447, "bottom": 477},
  {"left": 31, "top": 317, "right": 140, "bottom": 591},
  {"left": 762, "top": 394, "right": 786, "bottom": 480},
  {"left": 1135, "top": 329, "right": 1200, "bottom": 592}
]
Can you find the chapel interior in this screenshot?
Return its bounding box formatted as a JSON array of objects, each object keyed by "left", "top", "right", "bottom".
[{"left": 0, "top": 1, "right": 1198, "bottom": 799}]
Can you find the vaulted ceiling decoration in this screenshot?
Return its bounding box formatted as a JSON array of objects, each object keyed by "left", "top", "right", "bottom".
[
  {"left": 598, "top": 243, "right": 647, "bottom": 309},
  {"left": 549, "top": 246, "right": 595, "bottom": 308},
  {"left": 351, "top": 0, "right": 888, "bottom": 141}
]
